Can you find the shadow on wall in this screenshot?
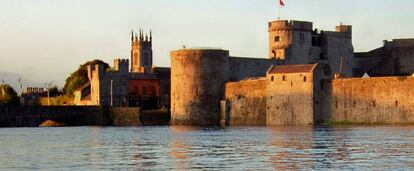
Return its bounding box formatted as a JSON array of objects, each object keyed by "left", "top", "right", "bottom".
[
  {"left": 267, "top": 91, "right": 315, "bottom": 126},
  {"left": 227, "top": 96, "right": 267, "bottom": 126}
]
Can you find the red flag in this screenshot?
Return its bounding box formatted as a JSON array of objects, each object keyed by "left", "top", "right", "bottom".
[{"left": 280, "top": 0, "right": 285, "bottom": 7}]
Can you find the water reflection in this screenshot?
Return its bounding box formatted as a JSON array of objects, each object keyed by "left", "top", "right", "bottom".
[
  {"left": 0, "top": 126, "right": 414, "bottom": 170},
  {"left": 169, "top": 126, "right": 194, "bottom": 170}
]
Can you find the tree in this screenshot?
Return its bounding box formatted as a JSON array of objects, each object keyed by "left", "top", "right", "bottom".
[
  {"left": 48, "top": 86, "right": 63, "bottom": 97},
  {"left": 63, "top": 59, "right": 109, "bottom": 96},
  {"left": 0, "top": 84, "right": 20, "bottom": 106}
]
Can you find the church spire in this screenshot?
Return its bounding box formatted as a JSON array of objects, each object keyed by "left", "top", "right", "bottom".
[
  {"left": 150, "top": 30, "right": 152, "bottom": 42},
  {"left": 131, "top": 30, "right": 134, "bottom": 42}
]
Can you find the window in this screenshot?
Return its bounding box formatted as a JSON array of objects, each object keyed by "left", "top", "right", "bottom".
[
  {"left": 271, "top": 76, "right": 274, "bottom": 82},
  {"left": 272, "top": 50, "right": 277, "bottom": 59},
  {"left": 282, "top": 75, "right": 286, "bottom": 81},
  {"left": 133, "top": 53, "right": 138, "bottom": 65},
  {"left": 300, "top": 32, "right": 305, "bottom": 42},
  {"left": 312, "top": 36, "right": 322, "bottom": 47},
  {"left": 274, "top": 36, "right": 280, "bottom": 42},
  {"left": 320, "top": 53, "right": 326, "bottom": 60},
  {"left": 303, "top": 76, "right": 307, "bottom": 82},
  {"left": 133, "top": 86, "right": 139, "bottom": 95},
  {"left": 142, "top": 86, "right": 147, "bottom": 96},
  {"left": 150, "top": 86, "right": 156, "bottom": 96},
  {"left": 144, "top": 54, "right": 148, "bottom": 65},
  {"left": 312, "top": 37, "right": 317, "bottom": 46}
]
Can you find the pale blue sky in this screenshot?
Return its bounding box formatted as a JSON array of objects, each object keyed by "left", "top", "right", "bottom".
[{"left": 1, "top": 0, "right": 414, "bottom": 89}]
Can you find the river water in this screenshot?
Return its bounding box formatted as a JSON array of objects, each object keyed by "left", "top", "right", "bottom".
[{"left": 0, "top": 126, "right": 413, "bottom": 170}]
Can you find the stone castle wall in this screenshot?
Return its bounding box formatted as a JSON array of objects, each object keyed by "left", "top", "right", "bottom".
[
  {"left": 223, "top": 74, "right": 414, "bottom": 126},
  {"left": 228, "top": 57, "right": 279, "bottom": 81},
  {"left": 322, "top": 31, "right": 354, "bottom": 77},
  {"left": 224, "top": 78, "right": 267, "bottom": 126},
  {"left": 354, "top": 39, "right": 414, "bottom": 77},
  {"left": 323, "top": 76, "right": 414, "bottom": 124},
  {"left": 170, "top": 49, "right": 282, "bottom": 126},
  {"left": 170, "top": 49, "right": 229, "bottom": 125},
  {"left": 87, "top": 59, "right": 130, "bottom": 107},
  {"left": 266, "top": 71, "right": 315, "bottom": 125}
]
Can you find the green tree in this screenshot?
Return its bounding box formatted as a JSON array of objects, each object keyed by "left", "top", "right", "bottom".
[
  {"left": 63, "top": 59, "right": 109, "bottom": 96},
  {"left": 0, "top": 84, "right": 20, "bottom": 106}
]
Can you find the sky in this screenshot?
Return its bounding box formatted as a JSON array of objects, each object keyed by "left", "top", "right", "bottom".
[{"left": 1, "top": 0, "right": 414, "bottom": 91}]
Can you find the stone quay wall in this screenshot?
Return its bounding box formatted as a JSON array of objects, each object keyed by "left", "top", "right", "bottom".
[
  {"left": 224, "top": 78, "right": 267, "bottom": 126},
  {"left": 0, "top": 106, "right": 170, "bottom": 127},
  {"left": 323, "top": 76, "right": 414, "bottom": 124}
]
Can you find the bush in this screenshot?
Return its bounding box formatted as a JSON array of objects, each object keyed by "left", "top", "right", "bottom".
[{"left": 38, "top": 96, "right": 74, "bottom": 106}]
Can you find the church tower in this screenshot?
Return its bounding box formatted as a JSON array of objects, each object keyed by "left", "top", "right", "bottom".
[{"left": 131, "top": 29, "right": 153, "bottom": 73}]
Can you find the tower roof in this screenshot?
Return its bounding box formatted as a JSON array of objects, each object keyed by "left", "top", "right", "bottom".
[{"left": 268, "top": 64, "right": 318, "bottom": 74}]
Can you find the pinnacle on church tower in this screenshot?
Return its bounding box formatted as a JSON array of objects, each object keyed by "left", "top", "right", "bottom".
[{"left": 131, "top": 30, "right": 134, "bottom": 42}]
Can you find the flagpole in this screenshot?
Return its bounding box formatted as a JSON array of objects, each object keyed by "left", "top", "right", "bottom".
[{"left": 278, "top": 0, "right": 281, "bottom": 20}]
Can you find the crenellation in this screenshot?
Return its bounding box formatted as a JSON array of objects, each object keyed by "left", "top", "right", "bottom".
[
  {"left": 113, "top": 59, "right": 129, "bottom": 73},
  {"left": 268, "top": 20, "right": 313, "bottom": 32}
]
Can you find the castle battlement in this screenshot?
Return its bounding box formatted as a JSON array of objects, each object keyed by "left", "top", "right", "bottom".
[
  {"left": 268, "top": 20, "right": 313, "bottom": 32},
  {"left": 113, "top": 59, "right": 129, "bottom": 73},
  {"left": 171, "top": 49, "right": 229, "bottom": 58},
  {"left": 384, "top": 39, "right": 414, "bottom": 48},
  {"left": 335, "top": 24, "right": 352, "bottom": 33}
]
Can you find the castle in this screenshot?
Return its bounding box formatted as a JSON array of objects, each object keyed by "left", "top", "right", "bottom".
[
  {"left": 74, "top": 18, "right": 414, "bottom": 126},
  {"left": 74, "top": 30, "right": 170, "bottom": 109},
  {"left": 170, "top": 19, "right": 414, "bottom": 126}
]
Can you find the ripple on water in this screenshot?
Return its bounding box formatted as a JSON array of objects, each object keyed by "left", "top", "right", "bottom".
[{"left": 0, "top": 126, "right": 414, "bottom": 170}]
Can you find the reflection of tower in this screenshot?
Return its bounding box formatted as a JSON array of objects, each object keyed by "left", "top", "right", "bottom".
[{"left": 131, "top": 29, "right": 153, "bottom": 73}]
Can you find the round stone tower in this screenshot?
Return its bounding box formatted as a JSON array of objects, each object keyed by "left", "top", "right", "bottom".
[
  {"left": 170, "top": 49, "right": 229, "bottom": 126},
  {"left": 268, "top": 20, "right": 313, "bottom": 63}
]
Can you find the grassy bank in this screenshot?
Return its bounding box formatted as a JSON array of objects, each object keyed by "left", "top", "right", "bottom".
[{"left": 321, "top": 120, "right": 414, "bottom": 126}]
